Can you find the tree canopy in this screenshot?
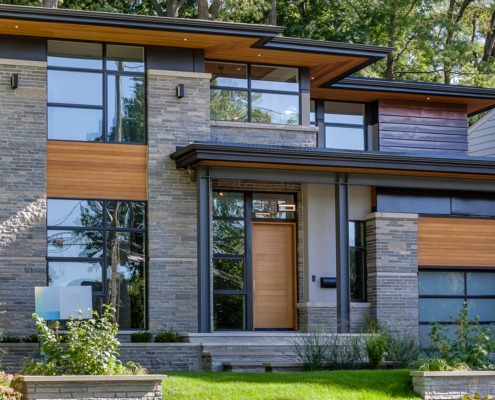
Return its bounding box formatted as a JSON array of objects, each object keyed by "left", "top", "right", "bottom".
[{"left": 5, "top": 0, "right": 495, "bottom": 87}]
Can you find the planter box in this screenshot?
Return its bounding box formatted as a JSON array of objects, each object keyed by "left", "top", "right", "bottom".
[
  {"left": 411, "top": 371, "right": 495, "bottom": 400},
  {"left": 14, "top": 374, "right": 168, "bottom": 400}
]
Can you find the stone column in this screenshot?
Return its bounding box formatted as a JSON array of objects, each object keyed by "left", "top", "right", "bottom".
[
  {"left": 366, "top": 212, "right": 419, "bottom": 339},
  {"left": 147, "top": 70, "right": 211, "bottom": 333},
  {"left": 0, "top": 59, "right": 47, "bottom": 334}
]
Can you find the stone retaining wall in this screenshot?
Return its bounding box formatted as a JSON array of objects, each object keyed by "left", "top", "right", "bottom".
[
  {"left": 14, "top": 375, "right": 167, "bottom": 400},
  {"left": 411, "top": 371, "right": 495, "bottom": 399}
]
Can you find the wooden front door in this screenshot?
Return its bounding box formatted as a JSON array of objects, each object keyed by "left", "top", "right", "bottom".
[{"left": 252, "top": 223, "right": 296, "bottom": 329}]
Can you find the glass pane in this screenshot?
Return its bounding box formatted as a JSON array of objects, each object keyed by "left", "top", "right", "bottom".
[
  {"left": 418, "top": 271, "right": 464, "bottom": 296},
  {"left": 48, "top": 70, "right": 102, "bottom": 106},
  {"left": 206, "top": 62, "right": 247, "bottom": 88},
  {"left": 106, "top": 45, "right": 144, "bottom": 72},
  {"left": 213, "top": 192, "right": 244, "bottom": 218},
  {"left": 48, "top": 107, "right": 103, "bottom": 142},
  {"left": 251, "top": 92, "right": 299, "bottom": 125},
  {"left": 349, "top": 221, "right": 365, "bottom": 248},
  {"left": 47, "top": 230, "right": 103, "bottom": 258},
  {"left": 420, "top": 325, "right": 457, "bottom": 349},
  {"left": 214, "top": 295, "right": 245, "bottom": 330},
  {"left": 324, "top": 102, "right": 364, "bottom": 124},
  {"left": 213, "top": 220, "right": 245, "bottom": 255},
  {"left": 310, "top": 100, "right": 316, "bottom": 126},
  {"left": 213, "top": 259, "right": 244, "bottom": 290},
  {"left": 48, "top": 40, "right": 102, "bottom": 69},
  {"left": 468, "top": 299, "right": 495, "bottom": 322},
  {"left": 48, "top": 261, "right": 103, "bottom": 292},
  {"left": 350, "top": 250, "right": 366, "bottom": 301},
  {"left": 210, "top": 89, "right": 248, "bottom": 122},
  {"left": 251, "top": 65, "right": 299, "bottom": 92},
  {"left": 107, "top": 75, "right": 145, "bottom": 143},
  {"left": 106, "top": 201, "right": 146, "bottom": 229},
  {"left": 106, "top": 231, "right": 145, "bottom": 330},
  {"left": 47, "top": 199, "right": 104, "bottom": 228},
  {"left": 252, "top": 193, "right": 295, "bottom": 219},
  {"left": 419, "top": 298, "right": 464, "bottom": 322},
  {"left": 467, "top": 272, "right": 495, "bottom": 296},
  {"left": 325, "top": 126, "right": 365, "bottom": 150}
]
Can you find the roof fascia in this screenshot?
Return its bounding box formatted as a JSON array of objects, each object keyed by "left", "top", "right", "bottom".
[{"left": 170, "top": 142, "right": 495, "bottom": 176}]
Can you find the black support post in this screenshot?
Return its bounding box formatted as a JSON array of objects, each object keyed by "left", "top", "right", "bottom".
[
  {"left": 335, "top": 173, "right": 350, "bottom": 333},
  {"left": 197, "top": 166, "right": 211, "bottom": 333}
]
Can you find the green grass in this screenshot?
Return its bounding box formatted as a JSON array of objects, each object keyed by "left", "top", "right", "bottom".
[{"left": 162, "top": 370, "right": 420, "bottom": 400}]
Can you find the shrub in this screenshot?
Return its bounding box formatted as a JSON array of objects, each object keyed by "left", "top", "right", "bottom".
[
  {"left": 428, "top": 302, "right": 495, "bottom": 370},
  {"left": 154, "top": 328, "right": 180, "bottom": 343},
  {"left": 385, "top": 330, "right": 420, "bottom": 369},
  {"left": 21, "top": 334, "right": 39, "bottom": 343},
  {"left": 22, "top": 305, "right": 146, "bottom": 376},
  {"left": 130, "top": 331, "right": 153, "bottom": 343},
  {"left": 364, "top": 333, "right": 387, "bottom": 369},
  {"left": 0, "top": 371, "right": 20, "bottom": 400},
  {"left": 290, "top": 331, "right": 330, "bottom": 371},
  {"left": 325, "top": 332, "right": 364, "bottom": 370},
  {"left": 0, "top": 336, "right": 20, "bottom": 344}
]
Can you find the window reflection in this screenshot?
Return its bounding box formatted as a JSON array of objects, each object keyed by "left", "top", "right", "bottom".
[
  {"left": 48, "top": 70, "right": 102, "bottom": 106},
  {"left": 48, "top": 107, "right": 103, "bottom": 142}
]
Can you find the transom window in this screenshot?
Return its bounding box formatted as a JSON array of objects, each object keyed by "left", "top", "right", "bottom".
[
  {"left": 311, "top": 101, "right": 366, "bottom": 150},
  {"left": 47, "top": 199, "right": 147, "bottom": 329},
  {"left": 419, "top": 270, "right": 495, "bottom": 345},
  {"left": 206, "top": 61, "right": 300, "bottom": 125},
  {"left": 47, "top": 40, "right": 145, "bottom": 143}
]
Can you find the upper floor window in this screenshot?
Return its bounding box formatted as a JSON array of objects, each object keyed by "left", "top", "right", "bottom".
[
  {"left": 47, "top": 41, "right": 145, "bottom": 143},
  {"left": 206, "top": 61, "right": 300, "bottom": 125},
  {"left": 311, "top": 101, "right": 366, "bottom": 150}
]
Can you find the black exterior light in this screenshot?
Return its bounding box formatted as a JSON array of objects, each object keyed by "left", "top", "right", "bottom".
[
  {"left": 11, "top": 74, "right": 18, "bottom": 89},
  {"left": 176, "top": 83, "right": 184, "bottom": 98}
]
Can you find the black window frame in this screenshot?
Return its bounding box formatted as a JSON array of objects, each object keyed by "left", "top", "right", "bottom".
[
  {"left": 349, "top": 220, "right": 367, "bottom": 302},
  {"left": 207, "top": 60, "right": 302, "bottom": 125},
  {"left": 46, "top": 197, "right": 148, "bottom": 330},
  {"left": 47, "top": 40, "right": 147, "bottom": 144}
]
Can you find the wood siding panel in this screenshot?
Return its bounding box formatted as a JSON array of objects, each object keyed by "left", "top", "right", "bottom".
[
  {"left": 418, "top": 217, "right": 495, "bottom": 267},
  {"left": 47, "top": 141, "right": 147, "bottom": 200},
  {"left": 379, "top": 100, "right": 468, "bottom": 155}
]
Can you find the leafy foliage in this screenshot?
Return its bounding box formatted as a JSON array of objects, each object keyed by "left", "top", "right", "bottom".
[
  {"left": 0, "top": 337, "right": 20, "bottom": 344},
  {"left": 130, "top": 331, "right": 153, "bottom": 343},
  {"left": 21, "top": 334, "right": 39, "bottom": 343},
  {"left": 22, "top": 306, "right": 146, "bottom": 375},
  {"left": 0, "top": 372, "right": 20, "bottom": 400},
  {"left": 290, "top": 331, "right": 330, "bottom": 371},
  {"left": 364, "top": 334, "right": 387, "bottom": 369},
  {"left": 154, "top": 328, "right": 181, "bottom": 343}
]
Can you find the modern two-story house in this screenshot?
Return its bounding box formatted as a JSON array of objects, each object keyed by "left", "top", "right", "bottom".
[{"left": 2, "top": 5, "right": 495, "bottom": 351}]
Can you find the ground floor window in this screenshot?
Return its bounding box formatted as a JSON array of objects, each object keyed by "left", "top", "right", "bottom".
[
  {"left": 350, "top": 220, "right": 366, "bottom": 302},
  {"left": 418, "top": 269, "right": 495, "bottom": 344},
  {"left": 47, "top": 199, "right": 146, "bottom": 329}
]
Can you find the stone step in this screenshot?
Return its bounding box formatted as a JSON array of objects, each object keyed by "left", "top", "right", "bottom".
[{"left": 222, "top": 361, "right": 264, "bottom": 373}]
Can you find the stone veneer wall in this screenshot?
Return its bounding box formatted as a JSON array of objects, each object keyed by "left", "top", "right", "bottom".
[
  {"left": 147, "top": 70, "right": 211, "bottom": 333},
  {"left": 297, "top": 303, "right": 371, "bottom": 333},
  {"left": 0, "top": 60, "right": 47, "bottom": 335},
  {"left": 210, "top": 121, "right": 317, "bottom": 147},
  {"left": 366, "top": 212, "right": 419, "bottom": 339}
]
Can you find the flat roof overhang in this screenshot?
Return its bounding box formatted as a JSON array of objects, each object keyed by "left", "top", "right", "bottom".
[
  {"left": 170, "top": 142, "right": 495, "bottom": 182},
  {"left": 0, "top": 5, "right": 391, "bottom": 85},
  {"left": 317, "top": 77, "right": 495, "bottom": 116}
]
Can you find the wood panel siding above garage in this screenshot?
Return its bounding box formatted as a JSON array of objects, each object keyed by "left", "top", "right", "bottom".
[
  {"left": 47, "top": 141, "right": 147, "bottom": 200},
  {"left": 379, "top": 100, "right": 468, "bottom": 155},
  {"left": 378, "top": 101, "right": 468, "bottom": 155}
]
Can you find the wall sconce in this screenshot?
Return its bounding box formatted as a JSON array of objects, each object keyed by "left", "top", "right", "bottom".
[
  {"left": 11, "top": 74, "right": 18, "bottom": 89},
  {"left": 176, "top": 83, "right": 184, "bottom": 98}
]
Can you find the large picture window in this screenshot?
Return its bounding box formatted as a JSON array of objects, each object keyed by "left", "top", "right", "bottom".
[
  {"left": 419, "top": 270, "right": 495, "bottom": 345},
  {"left": 47, "top": 199, "right": 146, "bottom": 329},
  {"left": 47, "top": 41, "right": 145, "bottom": 143},
  {"left": 206, "top": 62, "right": 300, "bottom": 125}
]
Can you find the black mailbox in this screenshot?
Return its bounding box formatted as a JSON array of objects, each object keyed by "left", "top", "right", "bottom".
[{"left": 320, "top": 277, "right": 337, "bottom": 288}]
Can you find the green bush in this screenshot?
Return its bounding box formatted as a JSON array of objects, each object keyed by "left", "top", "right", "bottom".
[
  {"left": 364, "top": 334, "right": 387, "bottom": 369},
  {"left": 0, "top": 336, "right": 20, "bottom": 344},
  {"left": 22, "top": 305, "right": 146, "bottom": 376},
  {"left": 130, "top": 331, "right": 153, "bottom": 343},
  {"left": 291, "top": 331, "right": 330, "bottom": 371},
  {"left": 154, "top": 328, "right": 180, "bottom": 343},
  {"left": 427, "top": 302, "right": 495, "bottom": 370},
  {"left": 21, "top": 334, "right": 39, "bottom": 343},
  {"left": 385, "top": 330, "right": 419, "bottom": 369}
]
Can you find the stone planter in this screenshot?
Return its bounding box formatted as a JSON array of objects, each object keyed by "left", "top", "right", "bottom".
[
  {"left": 14, "top": 374, "right": 168, "bottom": 400},
  {"left": 411, "top": 371, "right": 495, "bottom": 400}
]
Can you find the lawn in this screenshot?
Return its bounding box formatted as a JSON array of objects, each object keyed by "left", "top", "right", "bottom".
[{"left": 162, "top": 370, "right": 421, "bottom": 400}]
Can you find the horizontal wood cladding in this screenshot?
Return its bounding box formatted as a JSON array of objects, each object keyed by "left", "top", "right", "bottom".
[
  {"left": 379, "top": 100, "right": 468, "bottom": 155},
  {"left": 47, "top": 141, "right": 147, "bottom": 200},
  {"left": 418, "top": 217, "right": 495, "bottom": 267}
]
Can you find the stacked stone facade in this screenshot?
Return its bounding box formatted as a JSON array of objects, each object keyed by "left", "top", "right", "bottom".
[
  {"left": 297, "top": 303, "right": 371, "bottom": 333},
  {"left": 366, "top": 212, "right": 419, "bottom": 339},
  {"left": 0, "top": 60, "right": 47, "bottom": 334}
]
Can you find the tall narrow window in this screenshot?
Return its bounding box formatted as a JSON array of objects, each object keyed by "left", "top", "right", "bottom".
[
  {"left": 47, "top": 40, "right": 145, "bottom": 143},
  {"left": 47, "top": 199, "right": 147, "bottom": 329},
  {"left": 206, "top": 62, "right": 300, "bottom": 125},
  {"left": 349, "top": 220, "right": 366, "bottom": 301}
]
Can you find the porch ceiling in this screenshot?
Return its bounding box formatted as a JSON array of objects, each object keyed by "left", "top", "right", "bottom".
[{"left": 170, "top": 141, "right": 495, "bottom": 181}]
